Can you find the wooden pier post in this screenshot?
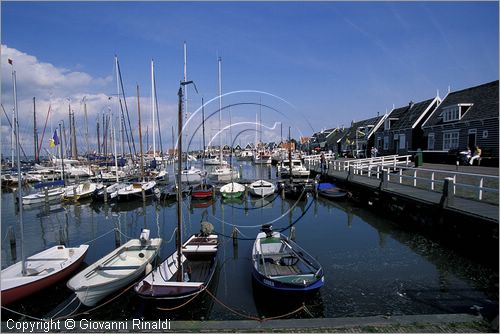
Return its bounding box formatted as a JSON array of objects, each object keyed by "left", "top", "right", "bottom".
[
  {"left": 142, "top": 188, "right": 146, "bottom": 202},
  {"left": 44, "top": 186, "right": 49, "bottom": 204},
  {"left": 58, "top": 226, "right": 66, "bottom": 246},
  {"left": 290, "top": 226, "right": 296, "bottom": 240},
  {"left": 440, "top": 177, "right": 455, "bottom": 208},
  {"left": 114, "top": 227, "right": 121, "bottom": 248},
  {"left": 104, "top": 186, "right": 108, "bottom": 203},
  {"left": 380, "top": 170, "right": 388, "bottom": 190},
  {"left": 8, "top": 226, "right": 17, "bottom": 262},
  {"left": 231, "top": 226, "right": 238, "bottom": 246}
]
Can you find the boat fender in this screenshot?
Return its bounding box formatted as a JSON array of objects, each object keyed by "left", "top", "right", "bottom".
[{"left": 145, "top": 263, "right": 152, "bottom": 275}]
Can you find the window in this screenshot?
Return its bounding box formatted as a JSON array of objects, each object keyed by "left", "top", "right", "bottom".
[
  {"left": 428, "top": 133, "right": 435, "bottom": 150},
  {"left": 399, "top": 134, "right": 406, "bottom": 149},
  {"left": 383, "top": 136, "right": 389, "bottom": 150},
  {"left": 441, "top": 103, "right": 473, "bottom": 122},
  {"left": 483, "top": 130, "right": 488, "bottom": 139},
  {"left": 443, "top": 131, "right": 459, "bottom": 150}
]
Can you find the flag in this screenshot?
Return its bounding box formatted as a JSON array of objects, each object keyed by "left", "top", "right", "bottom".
[
  {"left": 8, "top": 59, "right": 13, "bottom": 65},
  {"left": 49, "top": 138, "right": 55, "bottom": 148},
  {"left": 53, "top": 130, "right": 60, "bottom": 146}
]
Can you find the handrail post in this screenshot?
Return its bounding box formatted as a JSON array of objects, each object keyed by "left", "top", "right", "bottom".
[
  {"left": 380, "top": 170, "right": 388, "bottom": 189},
  {"left": 479, "top": 177, "right": 484, "bottom": 200},
  {"left": 348, "top": 166, "right": 354, "bottom": 181}
]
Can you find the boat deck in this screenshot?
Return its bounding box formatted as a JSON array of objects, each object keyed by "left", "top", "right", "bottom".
[{"left": 168, "top": 260, "right": 212, "bottom": 283}]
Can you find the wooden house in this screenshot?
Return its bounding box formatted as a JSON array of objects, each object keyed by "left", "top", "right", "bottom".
[
  {"left": 374, "top": 96, "right": 441, "bottom": 156},
  {"left": 421, "top": 80, "right": 498, "bottom": 165},
  {"left": 339, "top": 115, "right": 387, "bottom": 158}
]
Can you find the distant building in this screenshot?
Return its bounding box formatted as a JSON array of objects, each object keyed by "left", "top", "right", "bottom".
[
  {"left": 421, "top": 80, "right": 498, "bottom": 165},
  {"left": 339, "top": 115, "right": 386, "bottom": 158},
  {"left": 374, "top": 96, "right": 441, "bottom": 156}
]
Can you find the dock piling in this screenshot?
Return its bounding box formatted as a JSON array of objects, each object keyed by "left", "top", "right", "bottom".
[{"left": 8, "top": 226, "right": 17, "bottom": 262}]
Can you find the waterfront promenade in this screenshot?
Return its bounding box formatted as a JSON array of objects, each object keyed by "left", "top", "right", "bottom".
[{"left": 310, "top": 160, "right": 499, "bottom": 223}]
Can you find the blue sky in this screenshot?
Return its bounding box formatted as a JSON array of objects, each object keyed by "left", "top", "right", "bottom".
[{"left": 1, "top": 1, "right": 498, "bottom": 156}]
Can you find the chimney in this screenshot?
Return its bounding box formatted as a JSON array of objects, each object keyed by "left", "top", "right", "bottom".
[{"left": 409, "top": 101, "right": 414, "bottom": 109}]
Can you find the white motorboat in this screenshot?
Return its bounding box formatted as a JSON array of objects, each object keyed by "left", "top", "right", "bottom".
[
  {"left": 208, "top": 166, "right": 239, "bottom": 182},
  {"left": 63, "top": 182, "right": 98, "bottom": 201},
  {"left": 278, "top": 159, "right": 310, "bottom": 178},
  {"left": 116, "top": 180, "right": 157, "bottom": 202},
  {"left": 67, "top": 229, "right": 162, "bottom": 307},
  {"left": 22, "top": 187, "right": 64, "bottom": 205},
  {"left": 180, "top": 167, "right": 203, "bottom": 184},
  {"left": 248, "top": 179, "right": 276, "bottom": 198}
]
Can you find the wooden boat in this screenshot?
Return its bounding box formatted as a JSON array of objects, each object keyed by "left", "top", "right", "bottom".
[
  {"left": 280, "top": 181, "right": 307, "bottom": 201},
  {"left": 159, "top": 184, "right": 191, "bottom": 201},
  {"left": 134, "top": 54, "right": 218, "bottom": 306},
  {"left": 63, "top": 182, "right": 98, "bottom": 201},
  {"left": 252, "top": 225, "right": 324, "bottom": 293},
  {"left": 1, "top": 245, "right": 89, "bottom": 306},
  {"left": 317, "top": 182, "right": 348, "bottom": 200},
  {"left": 134, "top": 232, "right": 218, "bottom": 301},
  {"left": 191, "top": 182, "right": 214, "bottom": 199},
  {"left": 220, "top": 182, "right": 245, "bottom": 198},
  {"left": 92, "top": 182, "right": 127, "bottom": 202},
  {"left": 248, "top": 179, "right": 275, "bottom": 198},
  {"left": 67, "top": 229, "right": 162, "bottom": 307},
  {"left": 21, "top": 180, "right": 66, "bottom": 205},
  {"left": 116, "top": 180, "right": 157, "bottom": 202}
]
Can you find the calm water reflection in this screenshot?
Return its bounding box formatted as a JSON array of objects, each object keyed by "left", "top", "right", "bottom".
[{"left": 1, "top": 162, "right": 498, "bottom": 321}]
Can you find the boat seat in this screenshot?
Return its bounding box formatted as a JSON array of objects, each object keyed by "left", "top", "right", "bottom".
[{"left": 96, "top": 265, "right": 141, "bottom": 271}]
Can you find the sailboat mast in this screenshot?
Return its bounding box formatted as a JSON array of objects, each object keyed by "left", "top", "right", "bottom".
[
  {"left": 151, "top": 59, "right": 156, "bottom": 158},
  {"left": 112, "top": 115, "right": 119, "bottom": 183},
  {"left": 33, "top": 97, "right": 38, "bottom": 163},
  {"left": 176, "top": 86, "right": 183, "bottom": 282},
  {"left": 12, "top": 68, "right": 26, "bottom": 274},
  {"left": 10, "top": 61, "right": 16, "bottom": 168},
  {"left": 218, "top": 57, "right": 223, "bottom": 166},
  {"left": 183, "top": 42, "right": 188, "bottom": 169},
  {"left": 201, "top": 97, "right": 206, "bottom": 160},
  {"left": 83, "top": 97, "right": 89, "bottom": 157},
  {"left": 137, "top": 85, "right": 145, "bottom": 182},
  {"left": 288, "top": 126, "right": 292, "bottom": 182}
]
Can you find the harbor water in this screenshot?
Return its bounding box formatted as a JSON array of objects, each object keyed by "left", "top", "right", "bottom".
[{"left": 1, "top": 162, "right": 498, "bottom": 321}]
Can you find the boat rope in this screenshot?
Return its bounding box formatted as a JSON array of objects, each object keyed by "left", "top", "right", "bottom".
[
  {"left": 53, "top": 279, "right": 137, "bottom": 321},
  {"left": 209, "top": 195, "right": 312, "bottom": 229},
  {"left": 155, "top": 288, "right": 203, "bottom": 311},
  {"left": 43, "top": 294, "right": 81, "bottom": 320},
  {"left": 204, "top": 288, "right": 310, "bottom": 321},
  {"left": 1, "top": 306, "right": 45, "bottom": 321},
  {"left": 211, "top": 198, "right": 315, "bottom": 241},
  {"left": 81, "top": 227, "right": 119, "bottom": 245}
]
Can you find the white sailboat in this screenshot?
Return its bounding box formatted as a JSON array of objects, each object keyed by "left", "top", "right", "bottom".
[
  {"left": 1, "top": 67, "right": 88, "bottom": 306},
  {"left": 134, "top": 78, "right": 218, "bottom": 305}
]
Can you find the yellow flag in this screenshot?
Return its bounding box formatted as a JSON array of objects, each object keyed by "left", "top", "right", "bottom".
[{"left": 49, "top": 138, "right": 55, "bottom": 148}]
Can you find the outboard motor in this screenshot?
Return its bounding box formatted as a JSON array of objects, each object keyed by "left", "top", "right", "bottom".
[
  {"left": 261, "top": 224, "right": 273, "bottom": 238},
  {"left": 139, "top": 228, "right": 151, "bottom": 245}
]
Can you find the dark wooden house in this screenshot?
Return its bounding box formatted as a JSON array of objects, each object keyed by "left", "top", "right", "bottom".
[
  {"left": 421, "top": 80, "right": 498, "bottom": 165},
  {"left": 374, "top": 96, "right": 441, "bottom": 156}
]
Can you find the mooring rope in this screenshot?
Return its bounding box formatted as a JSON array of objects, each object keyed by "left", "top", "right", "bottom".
[{"left": 204, "top": 288, "right": 309, "bottom": 321}]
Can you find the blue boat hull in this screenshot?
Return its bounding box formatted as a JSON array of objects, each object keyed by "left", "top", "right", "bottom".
[{"left": 251, "top": 267, "right": 324, "bottom": 293}]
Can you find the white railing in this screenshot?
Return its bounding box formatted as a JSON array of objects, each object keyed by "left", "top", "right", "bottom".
[{"left": 305, "top": 155, "right": 498, "bottom": 203}]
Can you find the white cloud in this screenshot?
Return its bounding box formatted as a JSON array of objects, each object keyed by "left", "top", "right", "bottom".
[{"left": 1, "top": 45, "right": 178, "bottom": 157}]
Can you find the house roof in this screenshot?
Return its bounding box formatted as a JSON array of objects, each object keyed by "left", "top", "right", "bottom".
[
  {"left": 344, "top": 115, "right": 385, "bottom": 141},
  {"left": 384, "top": 97, "right": 439, "bottom": 131},
  {"left": 422, "top": 80, "right": 499, "bottom": 128}
]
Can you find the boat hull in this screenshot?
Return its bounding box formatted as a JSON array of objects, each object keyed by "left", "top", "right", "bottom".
[
  {"left": 67, "top": 238, "right": 162, "bottom": 307},
  {"left": 251, "top": 267, "right": 324, "bottom": 293},
  {"left": 1, "top": 245, "right": 89, "bottom": 306}
]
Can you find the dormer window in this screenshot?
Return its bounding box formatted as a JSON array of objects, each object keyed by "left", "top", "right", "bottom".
[
  {"left": 441, "top": 103, "right": 473, "bottom": 122},
  {"left": 384, "top": 118, "right": 398, "bottom": 130}
]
